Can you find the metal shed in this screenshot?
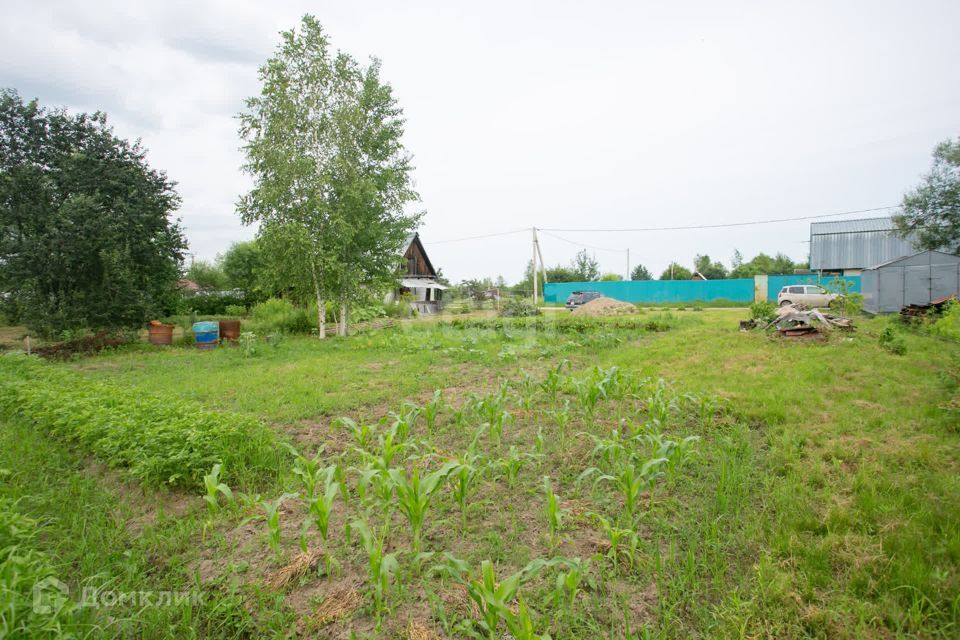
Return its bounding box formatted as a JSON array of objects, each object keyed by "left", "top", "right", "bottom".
[
  {"left": 809, "top": 217, "right": 919, "bottom": 275},
  {"left": 861, "top": 250, "right": 960, "bottom": 313}
]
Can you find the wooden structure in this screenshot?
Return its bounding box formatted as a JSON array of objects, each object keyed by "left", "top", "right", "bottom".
[{"left": 386, "top": 233, "right": 447, "bottom": 314}]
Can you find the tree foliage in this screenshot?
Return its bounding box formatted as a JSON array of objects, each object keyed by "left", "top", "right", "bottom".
[
  {"left": 729, "top": 251, "right": 803, "bottom": 278},
  {"left": 659, "top": 262, "right": 693, "bottom": 280},
  {"left": 894, "top": 138, "right": 960, "bottom": 253},
  {"left": 571, "top": 249, "right": 600, "bottom": 281},
  {"left": 220, "top": 240, "right": 264, "bottom": 291},
  {"left": 0, "top": 89, "right": 185, "bottom": 336},
  {"left": 185, "top": 260, "right": 227, "bottom": 290},
  {"left": 693, "top": 254, "right": 728, "bottom": 280},
  {"left": 237, "top": 16, "right": 420, "bottom": 337},
  {"left": 630, "top": 264, "right": 652, "bottom": 280}
]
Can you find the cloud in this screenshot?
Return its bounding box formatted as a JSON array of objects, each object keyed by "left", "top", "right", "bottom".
[{"left": 1, "top": 1, "right": 958, "bottom": 280}]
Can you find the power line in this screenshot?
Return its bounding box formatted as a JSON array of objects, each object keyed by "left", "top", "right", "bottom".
[
  {"left": 424, "top": 228, "right": 528, "bottom": 244},
  {"left": 539, "top": 205, "right": 902, "bottom": 233},
  {"left": 538, "top": 229, "right": 628, "bottom": 253}
]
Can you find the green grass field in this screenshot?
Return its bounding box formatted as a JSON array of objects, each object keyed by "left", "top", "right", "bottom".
[{"left": 1, "top": 309, "right": 957, "bottom": 639}]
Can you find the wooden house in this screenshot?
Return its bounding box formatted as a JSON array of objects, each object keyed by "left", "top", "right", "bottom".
[{"left": 385, "top": 232, "right": 447, "bottom": 314}]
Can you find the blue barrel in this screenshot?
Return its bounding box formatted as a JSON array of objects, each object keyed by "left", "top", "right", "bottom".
[{"left": 192, "top": 321, "right": 219, "bottom": 350}]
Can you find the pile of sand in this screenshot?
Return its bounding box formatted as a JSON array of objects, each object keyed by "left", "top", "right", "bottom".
[{"left": 571, "top": 296, "right": 638, "bottom": 317}]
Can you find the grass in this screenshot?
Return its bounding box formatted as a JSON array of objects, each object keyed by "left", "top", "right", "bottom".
[{"left": 0, "top": 309, "right": 957, "bottom": 638}]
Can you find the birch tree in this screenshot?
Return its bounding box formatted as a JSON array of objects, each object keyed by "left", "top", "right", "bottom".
[{"left": 238, "top": 16, "right": 419, "bottom": 338}]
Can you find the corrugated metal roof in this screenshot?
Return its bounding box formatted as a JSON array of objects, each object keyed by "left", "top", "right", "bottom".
[
  {"left": 809, "top": 216, "right": 919, "bottom": 270},
  {"left": 810, "top": 217, "right": 897, "bottom": 235}
]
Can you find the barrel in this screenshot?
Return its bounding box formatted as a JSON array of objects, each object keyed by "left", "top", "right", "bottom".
[
  {"left": 147, "top": 323, "right": 174, "bottom": 346},
  {"left": 219, "top": 319, "right": 241, "bottom": 342},
  {"left": 192, "top": 321, "right": 219, "bottom": 350}
]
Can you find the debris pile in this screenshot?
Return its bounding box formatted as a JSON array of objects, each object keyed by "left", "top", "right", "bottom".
[
  {"left": 763, "top": 304, "right": 853, "bottom": 337},
  {"left": 571, "top": 296, "right": 638, "bottom": 317},
  {"left": 900, "top": 295, "right": 955, "bottom": 320}
]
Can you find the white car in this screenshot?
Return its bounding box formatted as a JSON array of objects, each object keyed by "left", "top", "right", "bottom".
[{"left": 777, "top": 284, "right": 838, "bottom": 308}]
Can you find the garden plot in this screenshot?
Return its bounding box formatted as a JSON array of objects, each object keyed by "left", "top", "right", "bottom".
[{"left": 2, "top": 309, "right": 958, "bottom": 639}]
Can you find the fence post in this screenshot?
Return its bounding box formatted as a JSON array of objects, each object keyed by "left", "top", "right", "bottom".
[{"left": 753, "top": 275, "right": 767, "bottom": 303}]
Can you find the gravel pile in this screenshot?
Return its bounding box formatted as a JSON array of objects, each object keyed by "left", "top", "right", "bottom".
[{"left": 571, "top": 296, "right": 638, "bottom": 317}]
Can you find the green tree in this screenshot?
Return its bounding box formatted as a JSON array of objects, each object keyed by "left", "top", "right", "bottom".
[
  {"left": 238, "top": 16, "right": 420, "bottom": 338},
  {"left": 220, "top": 240, "right": 264, "bottom": 291},
  {"left": 185, "top": 259, "right": 227, "bottom": 290},
  {"left": 571, "top": 249, "right": 600, "bottom": 281},
  {"left": 630, "top": 264, "right": 652, "bottom": 280},
  {"left": 547, "top": 265, "right": 579, "bottom": 282},
  {"left": 728, "top": 251, "right": 801, "bottom": 278},
  {"left": 894, "top": 138, "right": 960, "bottom": 253},
  {"left": 0, "top": 90, "right": 186, "bottom": 337},
  {"left": 659, "top": 262, "right": 693, "bottom": 280},
  {"left": 693, "top": 254, "right": 728, "bottom": 280},
  {"left": 599, "top": 272, "right": 623, "bottom": 281}
]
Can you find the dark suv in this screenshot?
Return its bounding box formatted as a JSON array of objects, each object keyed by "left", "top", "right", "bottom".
[{"left": 565, "top": 290, "right": 602, "bottom": 310}]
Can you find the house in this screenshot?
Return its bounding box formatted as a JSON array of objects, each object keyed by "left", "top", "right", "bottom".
[
  {"left": 809, "top": 217, "right": 920, "bottom": 276},
  {"left": 177, "top": 278, "right": 201, "bottom": 292},
  {"left": 385, "top": 232, "right": 447, "bottom": 314}
]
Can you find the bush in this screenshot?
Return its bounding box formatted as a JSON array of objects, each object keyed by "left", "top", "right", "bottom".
[
  {"left": 224, "top": 304, "right": 247, "bottom": 316},
  {"left": 932, "top": 300, "right": 960, "bottom": 341},
  {"left": 750, "top": 300, "right": 777, "bottom": 323},
  {"left": 500, "top": 299, "right": 541, "bottom": 318},
  {"left": 250, "top": 298, "right": 312, "bottom": 334},
  {"left": 0, "top": 356, "right": 282, "bottom": 489},
  {"left": 179, "top": 291, "right": 257, "bottom": 316},
  {"left": 879, "top": 326, "right": 907, "bottom": 355}
]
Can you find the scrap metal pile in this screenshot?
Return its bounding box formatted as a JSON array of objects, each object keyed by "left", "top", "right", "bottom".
[{"left": 763, "top": 303, "right": 854, "bottom": 337}]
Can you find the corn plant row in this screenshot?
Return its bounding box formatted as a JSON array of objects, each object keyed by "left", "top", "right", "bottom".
[
  {"left": 0, "top": 356, "right": 281, "bottom": 489},
  {"left": 236, "top": 363, "right": 718, "bottom": 634}
]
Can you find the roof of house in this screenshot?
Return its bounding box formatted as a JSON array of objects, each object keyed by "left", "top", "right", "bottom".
[
  {"left": 865, "top": 249, "right": 960, "bottom": 270},
  {"left": 402, "top": 232, "right": 437, "bottom": 278},
  {"left": 809, "top": 216, "right": 919, "bottom": 270},
  {"left": 810, "top": 216, "right": 898, "bottom": 235}
]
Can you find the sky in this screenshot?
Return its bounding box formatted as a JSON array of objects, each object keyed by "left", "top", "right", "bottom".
[{"left": 2, "top": 0, "right": 958, "bottom": 283}]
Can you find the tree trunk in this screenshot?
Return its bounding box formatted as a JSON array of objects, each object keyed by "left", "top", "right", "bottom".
[
  {"left": 340, "top": 302, "right": 350, "bottom": 336},
  {"left": 311, "top": 262, "right": 326, "bottom": 340}
]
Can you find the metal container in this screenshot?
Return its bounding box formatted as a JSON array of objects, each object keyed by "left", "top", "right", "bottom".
[
  {"left": 147, "top": 323, "right": 174, "bottom": 346},
  {"left": 219, "top": 319, "right": 241, "bottom": 342},
  {"left": 192, "top": 321, "right": 219, "bottom": 350}
]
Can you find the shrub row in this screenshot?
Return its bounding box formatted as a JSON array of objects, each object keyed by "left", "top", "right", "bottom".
[{"left": 0, "top": 357, "right": 282, "bottom": 490}]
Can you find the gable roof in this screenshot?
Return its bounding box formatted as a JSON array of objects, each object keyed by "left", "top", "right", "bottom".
[
  {"left": 402, "top": 232, "right": 437, "bottom": 277},
  {"left": 865, "top": 249, "right": 960, "bottom": 270}
]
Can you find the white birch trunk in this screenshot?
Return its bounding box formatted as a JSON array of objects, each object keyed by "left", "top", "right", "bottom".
[{"left": 311, "top": 262, "right": 326, "bottom": 340}]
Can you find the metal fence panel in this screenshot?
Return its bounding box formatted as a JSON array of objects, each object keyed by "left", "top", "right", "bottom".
[{"left": 541, "top": 279, "right": 754, "bottom": 304}]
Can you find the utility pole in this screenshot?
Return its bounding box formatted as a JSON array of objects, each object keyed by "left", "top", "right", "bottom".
[
  {"left": 626, "top": 248, "right": 631, "bottom": 280},
  {"left": 532, "top": 226, "right": 538, "bottom": 306}
]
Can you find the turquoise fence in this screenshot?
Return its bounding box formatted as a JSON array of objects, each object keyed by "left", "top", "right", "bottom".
[
  {"left": 542, "top": 274, "right": 862, "bottom": 305},
  {"left": 766, "top": 275, "right": 860, "bottom": 300},
  {"left": 542, "top": 279, "right": 754, "bottom": 304}
]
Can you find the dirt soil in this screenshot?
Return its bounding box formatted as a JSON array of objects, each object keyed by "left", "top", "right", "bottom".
[{"left": 571, "top": 296, "right": 638, "bottom": 317}]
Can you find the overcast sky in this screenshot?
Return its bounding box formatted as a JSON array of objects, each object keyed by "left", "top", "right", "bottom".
[{"left": 3, "top": 1, "right": 958, "bottom": 282}]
